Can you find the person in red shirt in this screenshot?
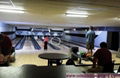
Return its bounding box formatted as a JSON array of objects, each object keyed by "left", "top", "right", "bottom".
[
  {"left": 88, "top": 42, "right": 113, "bottom": 73},
  {"left": 0, "top": 33, "right": 12, "bottom": 64},
  {"left": 93, "top": 42, "right": 112, "bottom": 67},
  {"left": 43, "top": 36, "right": 49, "bottom": 50}
]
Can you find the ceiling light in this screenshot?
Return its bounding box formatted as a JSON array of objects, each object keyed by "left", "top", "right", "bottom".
[
  {"left": 0, "top": 5, "right": 25, "bottom": 10},
  {"left": 0, "top": 9, "right": 24, "bottom": 13},
  {"left": 0, "top": 1, "right": 10, "bottom": 4},
  {"left": 114, "top": 17, "right": 120, "bottom": 21},
  {"left": 66, "top": 10, "right": 89, "bottom": 15},
  {"left": 65, "top": 10, "right": 89, "bottom": 17},
  {"left": 66, "top": 14, "right": 88, "bottom": 17},
  {"left": 0, "top": 5, "right": 25, "bottom": 13}
]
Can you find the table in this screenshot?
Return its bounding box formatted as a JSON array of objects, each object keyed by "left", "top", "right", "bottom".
[
  {"left": 38, "top": 53, "right": 70, "bottom": 66},
  {"left": 0, "top": 65, "right": 118, "bottom": 78}
]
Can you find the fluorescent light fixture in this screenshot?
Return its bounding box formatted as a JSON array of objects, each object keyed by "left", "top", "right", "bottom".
[
  {"left": 114, "top": 17, "right": 120, "bottom": 21},
  {"left": 66, "top": 10, "right": 89, "bottom": 15},
  {"left": 0, "top": 1, "right": 10, "bottom": 4},
  {"left": 0, "top": 9, "right": 24, "bottom": 13},
  {"left": 0, "top": 5, "right": 25, "bottom": 10},
  {"left": 66, "top": 14, "right": 88, "bottom": 17},
  {"left": 0, "top": 6, "right": 25, "bottom": 13},
  {"left": 65, "top": 10, "right": 89, "bottom": 17}
]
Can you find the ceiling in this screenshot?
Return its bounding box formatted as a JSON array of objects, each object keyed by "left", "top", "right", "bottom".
[{"left": 0, "top": 0, "right": 120, "bottom": 28}]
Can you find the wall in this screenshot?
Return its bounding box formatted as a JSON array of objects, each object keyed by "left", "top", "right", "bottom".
[
  {"left": 107, "top": 31, "right": 119, "bottom": 51},
  {"left": 62, "top": 31, "right": 87, "bottom": 44},
  {"left": 62, "top": 30, "right": 107, "bottom": 47},
  {"left": 95, "top": 31, "right": 107, "bottom": 47},
  {"left": 0, "top": 23, "right": 15, "bottom": 32},
  {"left": 0, "top": 22, "right": 16, "bottom": 40}
]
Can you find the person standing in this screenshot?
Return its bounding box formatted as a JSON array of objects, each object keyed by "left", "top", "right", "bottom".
[
  {"left": 86, "top": 26, "right": 96, "bottom": 56},
  {"left": 43, "top": 36, "right": 49, "bottom": 50}
]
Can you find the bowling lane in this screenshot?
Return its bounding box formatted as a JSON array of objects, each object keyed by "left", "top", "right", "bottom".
[
  {"left": 14, "top": 36, "right": 87, "bottom": 54},
  {"left": 22, "top": 37, "right": 34, "bottom": 50},
  {"left": 12, "top": 37, "right": 22, "bottom": 47},
  {"left": 35, "top": 37, "right": 70, "bottom": 54},
  {"left": 51, "top": 38, "right": 87, "bottom": 53},
  {"left": 16, "top": 37, "right": 36, "bottom": 53},
  {"left": 36, "top": 37, "right": 60, "bottom": 51},
  {"left": 62, "top": 41, "right": 87, "bottom": 51}
]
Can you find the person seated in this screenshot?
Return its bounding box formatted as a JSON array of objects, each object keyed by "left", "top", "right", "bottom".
[
  {"left": 0, "top": 33, "right": 13, "bottom": 64},
  {"left": 88, "top": 42, "right": 113, "bottom": 73}
]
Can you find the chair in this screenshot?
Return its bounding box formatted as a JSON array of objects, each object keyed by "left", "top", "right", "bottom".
[
  {"left": 71, "top": 47, "right": 79, "bottom": 61},
  {"left": 49, "top": 60, "right": 63, "bottom": 66},
  {"left": 66, "top": 59, "right": 75, "bottom": 65}
]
